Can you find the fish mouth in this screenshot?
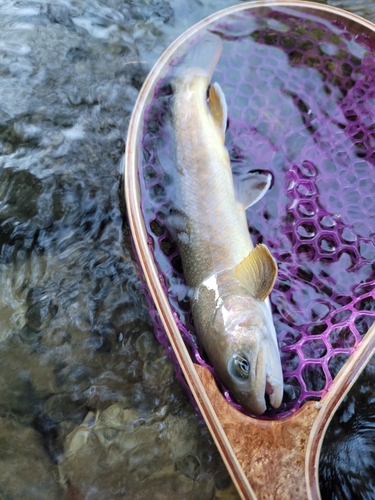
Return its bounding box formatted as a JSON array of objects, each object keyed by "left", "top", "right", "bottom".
[
  {"left": 226, "top": 335, "right": 283, "bottom": 415},
  {"left": 250, "top": 343, "right": 283, "bottom": 414},
  {"left": 231, "top": 364, "right": 282, "bottom": 416},
  {"left": 246, "top": 376, "right": 281, "bottom": 416},
  {"left": 266, "top": 373, "right": 283, "bottom": 409}
]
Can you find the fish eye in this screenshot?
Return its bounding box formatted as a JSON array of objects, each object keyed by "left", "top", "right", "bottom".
[{"left": 230, "top": 354, "right": 250, "bottom": 380}]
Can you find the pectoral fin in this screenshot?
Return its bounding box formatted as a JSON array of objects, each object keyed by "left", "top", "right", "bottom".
[
  {"left": 234, "top": 244, "right": 277, "bottom": 301},
  {"left": 208, "top": 82, "right": 227, "bottom": 139},
  {"left": 234, "top": 171, "right": 272, "bottom": 210}
]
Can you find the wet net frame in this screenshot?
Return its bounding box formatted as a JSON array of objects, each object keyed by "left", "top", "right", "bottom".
[{"left": 126, "top": 1, "right": 375, "bottom": 421}]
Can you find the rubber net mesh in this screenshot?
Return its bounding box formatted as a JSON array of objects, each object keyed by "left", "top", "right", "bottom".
[{"left": 137, "top": 7, "right": 375, "bottom": 417}]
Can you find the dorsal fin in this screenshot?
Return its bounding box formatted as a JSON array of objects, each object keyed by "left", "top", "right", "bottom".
[
  {"left": 234, "top": 171, "right": 272, "bottom": 210},
  {"left": 208, "top": 82, "right": 227, "bottom": 140},
  {"left": 234, "top": 244, "right": 277, "bottom": 301}
]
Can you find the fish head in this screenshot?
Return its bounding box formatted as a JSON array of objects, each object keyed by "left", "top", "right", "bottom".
[{"left": 210, "top": 294, "right": 283, "bottom": 415}]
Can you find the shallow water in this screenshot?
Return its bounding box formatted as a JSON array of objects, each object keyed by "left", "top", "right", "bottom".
[{"left": 0, "top": 1, "right": 374, "bottom": 499}]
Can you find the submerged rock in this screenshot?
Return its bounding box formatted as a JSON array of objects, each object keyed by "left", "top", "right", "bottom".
[
  {"left": 0, "top": 417, "right": 63, "bottom": 499},
  {"left": 59, "top": 403, "right": 229, "bottom": 499}
]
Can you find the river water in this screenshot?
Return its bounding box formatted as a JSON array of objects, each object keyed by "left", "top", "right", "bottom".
[{"left": 0, "top": 1, "right": 374, "bottom": 499}]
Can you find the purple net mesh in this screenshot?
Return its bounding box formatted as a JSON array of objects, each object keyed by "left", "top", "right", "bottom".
[{"left": 137, "top": 7, "right": 375, "bottom": 418}]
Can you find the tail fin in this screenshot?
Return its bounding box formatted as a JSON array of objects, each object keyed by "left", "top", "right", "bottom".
[{"left": 171, "top": 32, "right": 223, "bottom": 84}]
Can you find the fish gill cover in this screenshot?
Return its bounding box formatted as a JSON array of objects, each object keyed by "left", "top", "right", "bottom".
[{"left": 138, "top": 7, "right": 375, "bottom": 418}]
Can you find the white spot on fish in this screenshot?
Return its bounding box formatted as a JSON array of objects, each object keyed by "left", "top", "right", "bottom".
[
  {"left": 202, "top": 274, "right": 222, "bottom": 308},
  {"left": 177, "top": 232, "right": 189, "bottom": 244}
]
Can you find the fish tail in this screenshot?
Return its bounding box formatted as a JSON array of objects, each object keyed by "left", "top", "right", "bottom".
[{"left": 171, "top": 32, "right": 223, "bottom": 85}]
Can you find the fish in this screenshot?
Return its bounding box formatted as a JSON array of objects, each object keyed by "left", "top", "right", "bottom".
[{"left": 170, "top": 33, "right": 283, "bottom": 415}]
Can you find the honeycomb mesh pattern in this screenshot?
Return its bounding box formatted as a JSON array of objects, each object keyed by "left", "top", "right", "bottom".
[{"left": 138, "top": 6, "right": 375, "bottom": 417}]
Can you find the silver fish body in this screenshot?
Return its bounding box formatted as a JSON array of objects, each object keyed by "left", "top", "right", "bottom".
[{"left": 170, "top": 35, "right": 283, "bottom": 415}]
